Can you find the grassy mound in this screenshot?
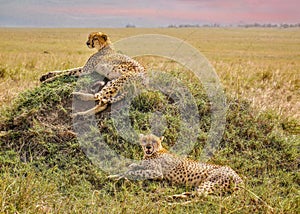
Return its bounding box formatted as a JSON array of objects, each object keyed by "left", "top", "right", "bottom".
[{"left": 0, "top": 73, "right": 299, "bottom": 213}]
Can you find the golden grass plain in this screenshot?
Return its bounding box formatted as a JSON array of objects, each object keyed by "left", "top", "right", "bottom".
[
  {"left": 0, "top": 27, "right": 299, "bottom": 120},
  {"left": 0, "top": 27, "right": 299, "bottom": 214}
]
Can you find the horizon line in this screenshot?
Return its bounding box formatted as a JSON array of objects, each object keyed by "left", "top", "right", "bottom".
[{"left": 1, "top": 22, "right": 300, "bottom": 29}]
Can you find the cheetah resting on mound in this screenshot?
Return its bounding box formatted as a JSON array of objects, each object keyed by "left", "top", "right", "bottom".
[
  {"left": 40, "top": 32, "right": 145, "bottom": 83},
  {"left": 40, "top": 32, "right": 146, "bottom": 116},
  {"left": 108, "top": 134, "right": 243, "bottom": 197}
]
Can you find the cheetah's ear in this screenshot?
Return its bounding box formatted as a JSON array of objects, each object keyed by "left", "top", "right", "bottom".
[
  {"left": 101, "top": 33, "right": 108, "bottom": 41},
  {"left": 159, "top": 136, "right": 164, "bottom": 142}
]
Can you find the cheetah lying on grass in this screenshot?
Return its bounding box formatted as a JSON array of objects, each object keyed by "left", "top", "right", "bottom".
[
  {"left": 40, "top": 32, "right": 146, "bottom": 116},
  {"left": 108, "top": 134, "right": 243, "bottom": 197}
]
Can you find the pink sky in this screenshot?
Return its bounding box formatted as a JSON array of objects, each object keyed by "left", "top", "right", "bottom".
[{"left": 0, "top": 0, "right": 299, "bottom": 27}]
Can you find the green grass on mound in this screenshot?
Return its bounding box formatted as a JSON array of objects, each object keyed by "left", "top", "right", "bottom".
[{"left": 0, "top": 73, "right": 299, "bottom": 214}]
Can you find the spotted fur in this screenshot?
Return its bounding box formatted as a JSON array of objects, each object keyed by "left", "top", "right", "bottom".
[
  {"left": 72, "top": 72, "right": 143, "bottom": 116},
  {"left": 40, "top": 32, "right": 146, "bottom": 116},
  {"left": 40, "top": 32, "right": 145, "bottom": 83},
  {"left": 111, "top": 134, "right": 243, "bottom": 196}
]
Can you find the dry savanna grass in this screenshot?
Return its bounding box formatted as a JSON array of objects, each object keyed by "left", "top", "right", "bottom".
[
  {"left": 0, "top": 28, "right": 299, "bottom": 120},
  {"left": 0, "top": 28, "right": 299, "bottom": 214}
]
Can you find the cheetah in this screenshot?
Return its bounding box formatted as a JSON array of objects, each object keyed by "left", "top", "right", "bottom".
[
  {"left": 108, "top": 134, "right": 243, "bottom": 197},
  {"left": 40, "top": 32, "right": 145, "bottom": 83},
  {"left": 40, "top": 32, "right": 146, "bottom": 116}
]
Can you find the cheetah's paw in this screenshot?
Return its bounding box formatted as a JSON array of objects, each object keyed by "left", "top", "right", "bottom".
[
  {"left": 107, "top": 174, "right": 129, "bottom": 181},
  {"left": 168, "top": 192, "right": 194, "bottom": 200}
]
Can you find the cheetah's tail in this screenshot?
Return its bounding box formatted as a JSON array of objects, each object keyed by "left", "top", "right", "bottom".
[{"left": 40, "top": 67, "right": 83, "bottom": 83}]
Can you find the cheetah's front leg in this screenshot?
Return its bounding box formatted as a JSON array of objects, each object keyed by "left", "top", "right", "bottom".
[
  {"left": 169, "top": 192, "right": 195, "bottom": 199},
  {"left": 72, "top": 91, "right": 109, "bottom": 117},
  {"left": 72, "top": 104, "right": 108, "bottom": 117},
  {"left": 107, "top": 174, "right": 129, "bottom": 181},
  {"left": 72, "top": 92, "right": 98, "bottom": 101},
  {"left": 108, "top": 164, "right": 164, "bottom": 181},
  {"left": 72, "top": 90, "right": 128, "bottom": 116},
  {"left": 125, "top": 169, "right": 164, "bottom": 180}
]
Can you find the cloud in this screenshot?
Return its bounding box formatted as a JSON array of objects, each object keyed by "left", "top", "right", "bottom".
[{"left": 177, "top": 0, "right": 300, "bottom": 23}]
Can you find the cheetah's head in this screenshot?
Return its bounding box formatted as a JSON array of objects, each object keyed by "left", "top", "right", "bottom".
[
  {"left": 86, "top": 32, "right": 111, "bottom": 51},
  {"left": 139, "top": 134, "right": 164, "bottom": 156}
]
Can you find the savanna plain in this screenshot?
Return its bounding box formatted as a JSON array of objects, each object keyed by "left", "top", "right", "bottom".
[{"left": 0, "top": 28, "right": 299, "bottom": 213}]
